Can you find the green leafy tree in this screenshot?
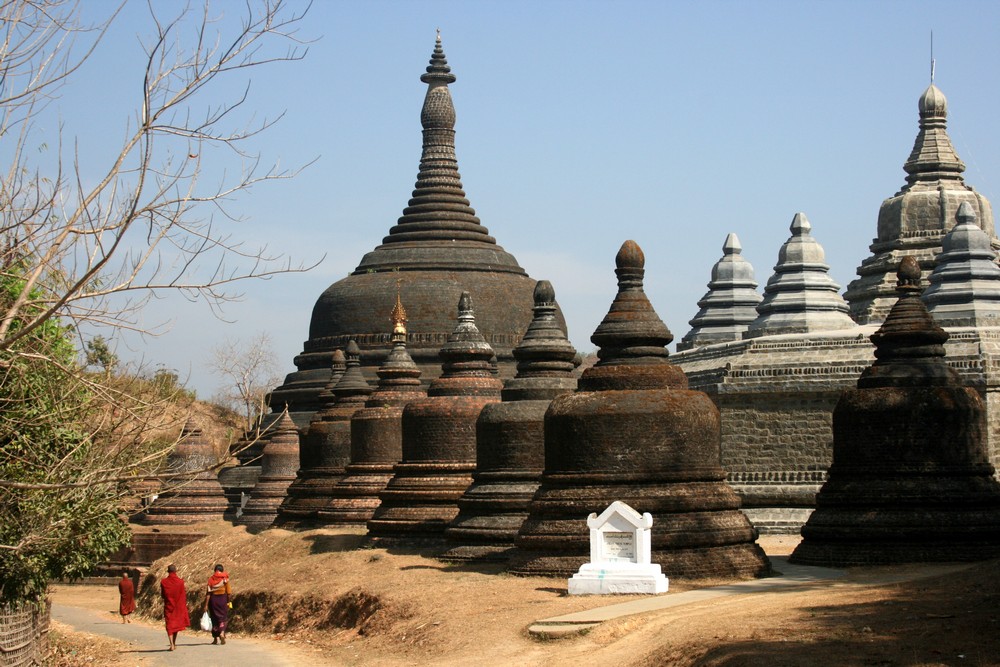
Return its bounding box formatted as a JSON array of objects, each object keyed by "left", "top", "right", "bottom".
[
  {"left": 84, "top": 335, "right": 118, "bottom": 374},
  {"left": 0, "top": 261, "right": 132, "bottom": 601},
  {"left": 0, "top": 0, "right": 314, "bottom": 605}
]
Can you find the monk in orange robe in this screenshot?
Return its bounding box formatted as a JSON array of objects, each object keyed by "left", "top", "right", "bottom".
[
  {"left": 204, "top": 563, "right": 232, "bottom": 644},
  {"left": 159, "top": 564, "right": 190, "bottom": 651}
]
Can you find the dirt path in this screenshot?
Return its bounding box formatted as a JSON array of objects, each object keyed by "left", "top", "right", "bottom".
[{"left": 50, "top": 585, "right": 328, "bottom": 666}]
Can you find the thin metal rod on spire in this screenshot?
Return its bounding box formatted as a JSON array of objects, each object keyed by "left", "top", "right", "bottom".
[{"left": 930, "top": 31, "right": 935, "bottom": 83}]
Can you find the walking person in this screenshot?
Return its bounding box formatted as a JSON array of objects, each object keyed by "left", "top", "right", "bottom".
[
  {"left": 118, "top": 571, "right": 136, "bottom": 623},
  {"left": 160, "top": 564, "right": 190, "bottom": 651},
  {"left": 204, "top": 563, "right": 232, "bottom": 645}
]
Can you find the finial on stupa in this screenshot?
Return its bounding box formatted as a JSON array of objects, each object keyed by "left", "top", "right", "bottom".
[
  {"left": 590, "top": 240, "right": 672, "bottom": 367},
  {"left": 896, "top": 255, "right": 922, "bottom": 292},
  {"left": 334, "top": 340, "right": 372, "bottom": 397},
  {"left": 507, "top": 280, "right": 576, "bottom": 392},
  {"left": 274, "top": 410, "right": 297, "bottom": 433},
  {"left": 439, "top": 291, "right": 495, "bottom": 376},
  {"left": 422, "top": 30, "right": 456, "bottom": 85},
  {"left": 391, "top": 284, "right": 408, "bottom": 339},
  {"left": 859, "top": 257, "right": 956, "bottom": 388}
]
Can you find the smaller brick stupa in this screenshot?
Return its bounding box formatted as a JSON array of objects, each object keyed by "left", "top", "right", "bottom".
[
  {"left": 791, "top": 257, "right": 1000, "bottom": 566},
  {"left": 678, "top": 233, "right": 761, "bottom": 350},
  {"left": 510, "top": 241, "right": 770, "bottom": 579},
  {"left": 923, "top": 202, "right": 1000, "bottom": 326},
  {"left": 141, "top": 418, "right": 228, "bottom": 525},
  {"left": 275, "top": 346, "right": 369, "bottom": 527},
  {"left": 746, "top": 212, "right": 855, "bottom": 337},
  {"left": 441, "top": 280, "right": 578, "bottom": 561},
  {"left": 367, "top": 292, "right": 503, "bottom": 541},
  {"left": 236, "top": 412, "right": 300, "bottom": 532},
  {"left": 319, "top": 294, "right": 426, "bottom": 525}
]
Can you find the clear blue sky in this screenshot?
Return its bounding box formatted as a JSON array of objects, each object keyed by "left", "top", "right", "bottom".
[{"left": 49, "top": 1, "right": 1000, "bottom": 400}]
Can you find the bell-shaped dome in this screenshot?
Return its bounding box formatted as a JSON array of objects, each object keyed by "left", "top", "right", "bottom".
[{"left": 269, "top": 34, "right": 563, "bottom": 416}]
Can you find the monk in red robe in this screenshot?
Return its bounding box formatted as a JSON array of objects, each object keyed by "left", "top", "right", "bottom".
[
  {"left": 160, "top": 564, "right": 190, "bottom": 651},
  {"left": 118, "top": 572, "right": 136, "bottom": 623}
]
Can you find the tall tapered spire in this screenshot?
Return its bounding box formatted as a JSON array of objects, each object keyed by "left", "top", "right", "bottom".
[
  {"left": 845, "top": 83, "right": 996, "bottom": 325},
  {"left": 378, "top": 33, "right": 495, "bottom": 247},
  {"left": 273, "top": 31, "right": 559, "bottom": 420}
]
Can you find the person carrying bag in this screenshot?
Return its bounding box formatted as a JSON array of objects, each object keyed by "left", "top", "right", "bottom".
[{"left": 203, "top": 563, "right": 233, "bottom": 645}]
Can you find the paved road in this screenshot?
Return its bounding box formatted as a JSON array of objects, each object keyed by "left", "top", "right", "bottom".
[{"left": 51, "top": 604, "right": 316, "bottom": 667}]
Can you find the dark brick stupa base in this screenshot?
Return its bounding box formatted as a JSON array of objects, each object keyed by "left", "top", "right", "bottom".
[
  {"left": 792, "top": 258, "right": 1000, "bottom": 566},
  {"left": 237, "top": 413, "right": 301, "bottom": 532},
  {"left": 442, "top": 280, "right": 578, "bottom": 562},
  {"left": 140, "top": 419, "right": 228, "bottom": 525},
  {"left": 367, "top": 292, "right": 502, "bottom": 541},
  {"left": 320, "top": 295, "right": 426, "bottom": 525},
  {"left": 510, "top": 241, "right": 770, "bottom": 580}
]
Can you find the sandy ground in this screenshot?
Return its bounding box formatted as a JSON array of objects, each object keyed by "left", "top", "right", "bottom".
[{"left": 49, "top": 526, "right": 1000, "bottom": 666}]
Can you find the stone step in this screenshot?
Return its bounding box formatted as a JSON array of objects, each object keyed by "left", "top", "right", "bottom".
[{"left": 527, "top": 621, "right": 601, "bottom": 639}]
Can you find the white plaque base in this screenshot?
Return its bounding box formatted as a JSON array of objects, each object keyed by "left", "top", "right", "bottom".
[{"left": 567, "top": 561, "right": 669, "bottom": 595}]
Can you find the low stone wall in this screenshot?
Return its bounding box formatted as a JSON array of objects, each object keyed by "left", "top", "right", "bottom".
[{"left": 0, "top": 600, "right": 49, "bottom": 667}]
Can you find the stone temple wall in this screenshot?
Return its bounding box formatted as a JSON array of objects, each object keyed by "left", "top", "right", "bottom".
[
  {"left": 676, "top": 330, "right": 873, "bottom": 534},
  {"left": 676, "top": 328, "right": 1000, "bottom": 534},
  {"left": 719, "top": 392, "right": 837, "bottom": 534}
]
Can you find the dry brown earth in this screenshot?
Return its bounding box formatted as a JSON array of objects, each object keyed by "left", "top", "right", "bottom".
[{"left": 50, "top": 525, "right": 1000, "bottom": 666}]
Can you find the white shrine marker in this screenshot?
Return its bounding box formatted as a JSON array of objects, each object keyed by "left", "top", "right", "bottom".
[{"left": 567, "top": 500, "right": 669, "bottom": 595}]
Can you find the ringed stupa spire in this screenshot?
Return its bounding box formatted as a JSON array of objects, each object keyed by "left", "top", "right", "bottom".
[
  {"left": 679, "top": 233, "right": 762, "bottom": 350},
  {"left": 268, "top": 32, "right": 562, "bottom": 417},
  {"left": 845, "top": 82, "right": 997, "bottom": 325},
  {"left": 377, "top": 30, "right": 494, "bottom": 248},
  {"left": 923, "top": 202, "right": 1000, "bottom": 326},
  {"left": 902, "top": 84, "right": 965, "bottom": 186}
]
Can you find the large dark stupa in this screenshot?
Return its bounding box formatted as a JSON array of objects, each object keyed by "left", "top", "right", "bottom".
[
  {"left": 510, "top": 241, "right": 770, "bottom": 580},
  {"left": 267, "top": 33, "right": 562, "bottom": 415},
  {"left": 791, "top": 257, "right": 1000, "bottom": 566}
]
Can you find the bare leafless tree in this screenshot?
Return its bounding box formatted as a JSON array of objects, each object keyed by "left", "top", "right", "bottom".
[
  {"left": 0, "top": 0, "right": 316, "bottom": 603},
  {"left": 208, "top": 331, "right": 282, "bottom": 433}
]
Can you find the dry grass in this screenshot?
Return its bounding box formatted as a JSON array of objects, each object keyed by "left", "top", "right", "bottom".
[{"left": 51, "top": 524, "right": 1000, "bottom": 666}]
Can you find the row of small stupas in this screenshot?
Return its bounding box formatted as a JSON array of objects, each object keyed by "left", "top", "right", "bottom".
[
  {"left": 194, "top": 33, "right": 1000, "bottom": 550},
  {"left": 139, "top": 246, "right": 1000, "bottom": 572}
]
